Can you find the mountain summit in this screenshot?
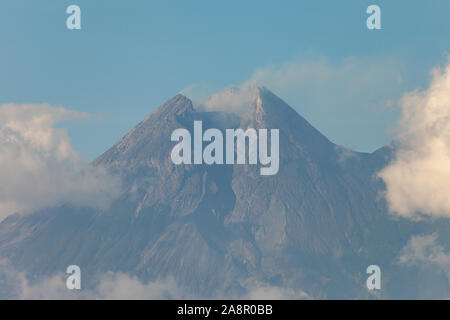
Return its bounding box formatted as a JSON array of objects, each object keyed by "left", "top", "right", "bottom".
[{"left": 0, "top": 88, "right": 447, "bottom": 298}]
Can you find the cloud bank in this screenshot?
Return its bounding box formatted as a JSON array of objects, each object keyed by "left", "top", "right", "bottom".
[
  {"left": 0, "top": 103, "right": 121, "bottom": 221},
  {"left": 0, "top": 261, "right": 310, "bottom": 300},
  {"left": 378, "top": 61, "right": 450, "bottom": 219},
  {"left": 0, "top": 261, "right": 185, "bottom": 300},
  {"left": 242, "top": 284, "right": 310, "bottom": 300}
]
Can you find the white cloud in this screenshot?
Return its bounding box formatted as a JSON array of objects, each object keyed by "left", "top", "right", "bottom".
[
  {"left": 399, "top": 233, "right": 450, "bottom": 276},
  {"left": 243, "top": 57, "right": 404, "bottom": 106},
  {"left": 202, "top": 86, "right": 260, "bottom": 116},
  {"left": 19, "top": 276, "right": 309, "bottom": 300},
  {"left": 0, "top": 265, "right": 185, "bottom": 300},
  {"left": 184, "top": 56, "right": 404, "bottom": 151},
  {"left": 92, "top": 273, "right": 184, "bottom": 299},
  {"left": 398, "top": 233, "right": 450, "bottom": 299},
  {"left": 243, "top": 284, "right": 310, "bottom": 300},
  {"left": 0, "top": 103, "right": 122, "bottom": 221},
  {"left": 378, "top": 60, "right": 450, "bottom": 219},
  {"left": 0, "top": 258, "right": 311, "bottom": 300}
]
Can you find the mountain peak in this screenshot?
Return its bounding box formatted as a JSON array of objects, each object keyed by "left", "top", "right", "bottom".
[
  {"left": 2, "top": 85, "right": 417, "bottom": 300},
  {"left": 94, "top": 86, "right": 336, "bottom": 171},
  {"left": 151, "top": 93, "right": 194, "bottom": 119}
]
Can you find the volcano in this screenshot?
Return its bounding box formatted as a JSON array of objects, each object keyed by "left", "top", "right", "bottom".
[{"left": 0, "top": 87, "right": 448, "bottom": 299}]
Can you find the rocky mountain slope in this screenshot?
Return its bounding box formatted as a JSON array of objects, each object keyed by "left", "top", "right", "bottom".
[{"left": 0, "top": 87, "right": 448, "bottom": 298}]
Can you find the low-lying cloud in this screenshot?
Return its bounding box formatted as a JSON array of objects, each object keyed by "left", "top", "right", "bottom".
[
  {"left": 399, "top": 233, "right": 450, "bottom": 270},
  {"left": 0, "top": 261, "right": 185, "bottom": 299},
  {"left": 242, "top": 284, "right": 310, "bottom": 300},
  {"left": 378, "top": 61, "right": 450, "bottom": 219},
  {"left": 0, "top": 103, "right": 121, "bottom": 221},
  {"left": 0, "top": 260, "right": 310, "bottom": 300}
]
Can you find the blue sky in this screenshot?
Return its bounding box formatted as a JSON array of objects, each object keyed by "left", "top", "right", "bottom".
[{"left": 1, "top": 0, "right": 450, "bottom": 159}]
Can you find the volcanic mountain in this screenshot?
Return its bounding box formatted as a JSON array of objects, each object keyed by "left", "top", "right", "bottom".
[{"left": 0, "top": 87, "right": 448, "bottom": 298}]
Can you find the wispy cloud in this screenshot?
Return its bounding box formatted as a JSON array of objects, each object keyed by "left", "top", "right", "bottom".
[
  {"left": 0, "top": 103, "right": 122, "bottom": 221},
  {"left": 398, "top": 232, "right": 450, "bottom": 296},
  {"left": 198, "top": 86, "right": 260, "bottom": 115},
  {"left": 183, "top": 56, "right": 405, "bottom": 151},
  {"left": 399, "top": 233, "right": 450, "bottom": 270}
]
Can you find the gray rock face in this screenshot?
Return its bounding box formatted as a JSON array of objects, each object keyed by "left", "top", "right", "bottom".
[{"left": 0, "top": 87, "right": 448, "bottom": 298}]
